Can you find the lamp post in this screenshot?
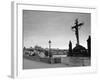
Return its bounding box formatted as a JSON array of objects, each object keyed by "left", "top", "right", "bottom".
[
  {"left": 48, "top": 40, "right": 52, "bottom": 63},
  {"left": 48, "top": 40, "right": 51, "bottom": 57},
  {"left": 49, "top": 40, "right": 51, "bottom": 50}
]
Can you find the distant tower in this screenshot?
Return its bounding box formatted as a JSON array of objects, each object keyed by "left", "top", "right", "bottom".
[{"left": 87, "top": 36, "right": 91, "bottom": 57}]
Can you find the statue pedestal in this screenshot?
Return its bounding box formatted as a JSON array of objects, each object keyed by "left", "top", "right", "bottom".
[{"left": 71, "top": 45, "right": 87, "bottom": 57}]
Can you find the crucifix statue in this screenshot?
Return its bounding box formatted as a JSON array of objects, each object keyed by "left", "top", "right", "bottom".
[{"left": 72, "top": 19, "right": 84, "bottom": 45}]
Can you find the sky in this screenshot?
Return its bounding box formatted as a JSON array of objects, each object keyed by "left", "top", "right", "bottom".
[{"left": 23, "top": 10, "right": 91, "bottom": 49}]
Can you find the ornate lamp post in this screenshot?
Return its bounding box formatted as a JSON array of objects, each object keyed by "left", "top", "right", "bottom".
[
  {"left": 48, "top": 40, "right": 52, "bottom": 57},
  {"left": 49, "top": 40, "right": 51, "bottom": 50},
  {"left": 48, "top": 40, "right": 52, "bottom": 63}
]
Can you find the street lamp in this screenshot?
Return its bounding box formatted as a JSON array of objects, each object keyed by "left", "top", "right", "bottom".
[
  {"left": 49, "top": 40, "right": 51, "bottom": 49},
  {"left": 48, "top": 40, "right": 52, "bottom": 63}
]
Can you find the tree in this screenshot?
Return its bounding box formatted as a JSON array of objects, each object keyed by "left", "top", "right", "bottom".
[
  {"left": 87, "top": 35, "right": 91, "bottom": 57},
  {"left": 68, "top": 40, "right": 72, "bottom": 56},
  {"left": 44, "top": 50, "right": 49, "bottom": 57}
]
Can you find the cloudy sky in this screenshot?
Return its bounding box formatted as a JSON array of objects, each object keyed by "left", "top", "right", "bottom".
[{"left": 23, "top": 10, "right": 91, "bottom": 49}]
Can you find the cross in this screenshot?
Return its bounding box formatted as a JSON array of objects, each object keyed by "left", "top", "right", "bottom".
[{"left": 72, "top": 19, "right": 84, "bottom": 45}]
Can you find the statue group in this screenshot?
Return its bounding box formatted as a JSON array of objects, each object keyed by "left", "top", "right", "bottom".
[{"left": 68, "top": 19, "right": 91, "bottom": 57}]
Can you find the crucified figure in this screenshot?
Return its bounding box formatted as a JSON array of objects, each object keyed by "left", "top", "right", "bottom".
[{"left": 72, "top": 19, "right": 84, "bottom": 45}]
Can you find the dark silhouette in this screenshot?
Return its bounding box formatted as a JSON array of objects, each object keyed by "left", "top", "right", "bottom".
[
  {"left": 44, "top": 50, "right": 49, "bottom": 57},
  {"left": 87, "top": 36, "right": 91, "bottom": 57},
  {"left": 71, "top": 19, "right": 88, "bottom": 57},
  {"left": 72, "top": 45, "right": 87, "bottom": 57},
  {"left": 23, "top": 47, "right": 26, "bottom": 50},
  {"left": 68, "top": 40, "right": 72, "bottom": 56},
  {"left": 69, "top": 40, "right": 72, "bottom": 52},
  {"left": 72, "top": 19, "right": 84, "bottom": 45}
]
